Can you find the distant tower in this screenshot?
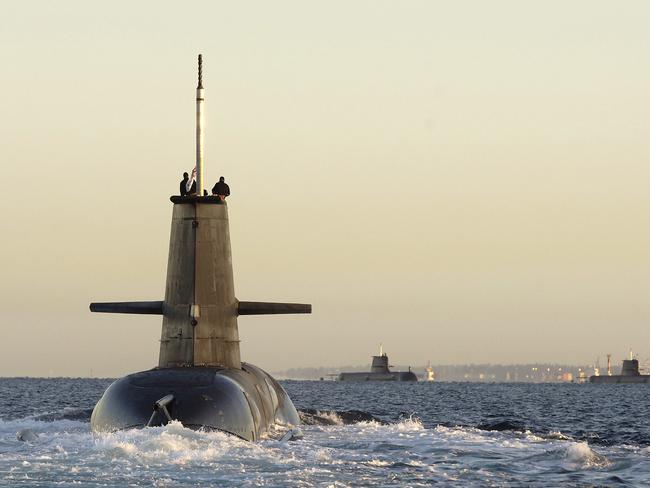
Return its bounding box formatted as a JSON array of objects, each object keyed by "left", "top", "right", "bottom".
[{"left": 607, "top": 354, "right": 612, "bottom": 376}]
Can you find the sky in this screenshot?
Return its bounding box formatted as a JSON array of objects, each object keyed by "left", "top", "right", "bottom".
[{"left": 1, "top": 1, "right": 649, "bottom": 377}]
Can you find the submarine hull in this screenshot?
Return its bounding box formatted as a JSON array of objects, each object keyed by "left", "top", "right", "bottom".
[
  {"left": 589, "top": 359, "right": 649, "bottom": 384},
  {"left": 91, "top": 363, "right": 299, "bottom": 441},
  {"left": 338, "top": 371, "right": 418, "bottom": 381},
  {"left": 589, "top": 375, "right": 650, "bottom": 384}
]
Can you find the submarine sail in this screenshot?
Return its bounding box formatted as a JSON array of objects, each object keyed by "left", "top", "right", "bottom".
[
  {"left": 338, "top": 345, "right": 418, "bottom": 381},
  {"left": 89, "top": 55, "right": 311, "bottom": 440}
]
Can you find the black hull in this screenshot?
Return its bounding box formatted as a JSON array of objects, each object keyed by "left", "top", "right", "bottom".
[
  {"left": 338, "top": 371, "right": 418, "bottom": 382},
  {"left": 590, "top": 375, "right": 650, "bottom": 384},
  {"left": 91, "top": 363, "right": 299, "bottom": 441}
]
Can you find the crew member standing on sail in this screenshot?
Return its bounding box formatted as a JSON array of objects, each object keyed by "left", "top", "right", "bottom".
[
  {"left": 212, "top": 176, "right": 230, "bottom": 201},
  {"left": 181, "top": 168, "right": 197, "bottom": 196},
  {"left": 180, "top": 172, "right": 189, "bottom": 196}
]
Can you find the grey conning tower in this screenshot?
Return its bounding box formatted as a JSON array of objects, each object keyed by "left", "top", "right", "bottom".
[
  {"left": 90, "top": 55, "right": 310, "bottom": 369},
  {"left": 621, "top": 359, "right": 640, "bottom": 376},
  {"left": 370, "top": 354, "right": 390, "bottom": 374}
]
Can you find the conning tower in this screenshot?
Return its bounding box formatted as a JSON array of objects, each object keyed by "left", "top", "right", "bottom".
[
  {"left": 370, "top": 344, "right": 390, "bottom": 373},
  {"left": 90, "top": 55, "right": 310, "bottom": 368}
]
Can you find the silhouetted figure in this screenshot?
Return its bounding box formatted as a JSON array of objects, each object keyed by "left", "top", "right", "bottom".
[
  {"left": 203, "top": 189, "right": 208, "bottom": 196},
  {"left": 212, "top": 176, "right": 230, "bottom": 201},
  {"left": 181, "top": 169, "right": 197, "bottom": 196},
  {"left": 180, "top": 172, "right": 189, "bottom": 196}
]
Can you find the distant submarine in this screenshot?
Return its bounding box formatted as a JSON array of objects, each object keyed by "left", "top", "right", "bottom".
[
  {"left": 89, "top": 55, "right": 311, "bottom": 440},
  {"left": 590, "top": 351, "right": 650, "bottom": 384},
  {"left": 338, "top": 345, "right": 418, "bottom": 381}
]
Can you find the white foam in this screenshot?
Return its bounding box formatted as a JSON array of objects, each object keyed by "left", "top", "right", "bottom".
[
  {"left": 564, "top": 442, "right": 610, "bottom": 469},
  {"left": 393, "top": 417, "right": 424, "bottom": 431},
  {"left": 433, "top": 425, "right": 491, "bottom": 442},
  {"left": 315, "top": 410, "right": 344, "bottom": 425},
  {"left": 547, "top": 430, "right": 572, "bottom": 441},
  {"left": 351, "top": 416, "right": 424, "bottom": 435},
  {"left": 0, "top": 414, "right": 638, "bottom": 486},
  {"left": 367, "top": 459, "right": 391, "bottom": 466},
  {"left": 311, "top": 448, "right": 332, "bottom": 462},
  {"left": 94, "top": 421, "right": 254, "bottom": 465}
]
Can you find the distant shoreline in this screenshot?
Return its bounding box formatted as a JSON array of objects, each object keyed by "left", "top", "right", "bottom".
[
  {"left": 0, "top": 363, "right": 603, "bottom": 382},
  {"left": 273, "top": 363, "right": 597, "bottom": 382}
]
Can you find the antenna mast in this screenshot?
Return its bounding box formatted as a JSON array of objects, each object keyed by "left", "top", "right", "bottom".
[{"left": 196, "top": 54, "right": 205, "bottom": 196}]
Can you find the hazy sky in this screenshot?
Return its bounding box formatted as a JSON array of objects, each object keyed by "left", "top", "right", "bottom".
[{"left": 1, "top": 1, "right": 649, "bottom": 376}]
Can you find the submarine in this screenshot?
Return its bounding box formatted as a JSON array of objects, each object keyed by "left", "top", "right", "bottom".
[
  {"left": 590, "top": 351, "right": 650, "bottom": 384},
  {"left": 89, "top": 55, "right": 311, "bottom": 441},
  {"left": 338, "top": 345, "right": 418, "bottom": 381}
]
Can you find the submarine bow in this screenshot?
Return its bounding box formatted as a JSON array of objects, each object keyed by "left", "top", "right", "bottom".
[{"left": 89, "top": 55, "right": 310, "bottom": 441}]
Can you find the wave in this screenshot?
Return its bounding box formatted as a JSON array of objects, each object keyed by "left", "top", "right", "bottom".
[
  {"left": 474, "top": 421, "right": 581, "bottom": 444},
  {"left": 564, "top": 442, "right": 611, "bottom": 469},
  {"left": 2, "top": 413, "right": 636, "bottom": 487},
  {"left": 8, "top": 406, "right": 381, "bottom": 427},
  {"left": 298, "top": 409, "right": 386, "bottom": 426},
  {"left": 31, "top": 407, "right": 94, "bottom": 422},
  {"left": 0, "top": 405, "right": 635, "bottom": 454},
  {"left": 547, "top": 430, "right": 573, "bottom": 441},
  {"left": 476, "top": 420, "right": 527, "bottom": 433},
  {"left": 95, "top": 421, "right": 254, "bottom": 465}
]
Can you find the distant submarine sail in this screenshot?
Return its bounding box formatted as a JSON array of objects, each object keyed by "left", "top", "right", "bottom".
[
  {"left": 337, "top": 344, "right": 418, "bottom": 381},
  {"left": 89, "top": 55, "right": 311, "bottom": 440}
]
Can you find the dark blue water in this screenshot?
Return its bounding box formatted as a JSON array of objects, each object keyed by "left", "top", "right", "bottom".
[
  {"left": 286, "top": 381, "right": 650, "bottom": 447},
  {"left": 1, "top": 378, "right": 650, "bottom": 486}
]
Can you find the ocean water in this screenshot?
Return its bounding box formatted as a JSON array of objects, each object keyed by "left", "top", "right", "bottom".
[{"left": 1, "top": 379, "right": 650, "bottom": 487}]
